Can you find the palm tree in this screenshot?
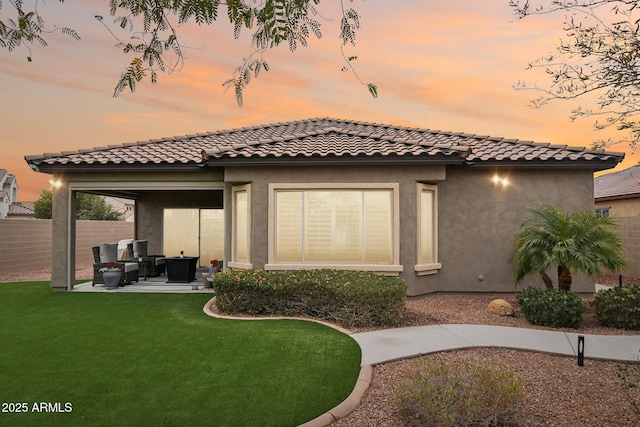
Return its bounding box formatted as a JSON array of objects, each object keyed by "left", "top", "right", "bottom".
[{"left": 510, "top": 204, "right": 627, "bottom": 292}]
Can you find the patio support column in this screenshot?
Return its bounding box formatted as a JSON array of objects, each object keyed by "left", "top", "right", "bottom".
[{"left": 51, "top": 179, "right": 76, "bottom": 291}]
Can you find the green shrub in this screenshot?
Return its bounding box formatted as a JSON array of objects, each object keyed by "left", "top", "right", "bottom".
[
  {"left": 516, "top": 287, "right": 585, "bottom": 328},
  {"left": 212, "top": 269, "right": 407, "bottom": 327},
  {"left": 592, "top": 284, "right": 640, "bottom": 330},
  {"left": 396, "top": 358, "right": 523, "bottom": 427}
]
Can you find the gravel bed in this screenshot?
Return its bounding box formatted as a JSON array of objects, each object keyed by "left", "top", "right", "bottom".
[
  {"left": 0, "top": 263, "right": 94, "bottom": 283},
  {"left": 3, "top": 270, "right": 639, "bottom": 425},
  {"left": 334, "top": 293, "right": 640, "bottom": 427}
]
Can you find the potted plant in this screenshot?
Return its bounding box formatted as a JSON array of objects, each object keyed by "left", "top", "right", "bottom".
[
  {"left": 204, "top": 259, "right": 222, "bottom": 289},
  {"left": 99, "top": 262, "right": 122, "bottom": 289}
]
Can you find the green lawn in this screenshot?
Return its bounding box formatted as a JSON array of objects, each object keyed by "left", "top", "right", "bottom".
[{"left": 0, "top": 282, "right": 361, "bottom": 426}]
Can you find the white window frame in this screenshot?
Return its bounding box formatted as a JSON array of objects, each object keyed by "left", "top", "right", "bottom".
[
  {"left": 266, "top": 183, "right": 402, "bottom": 274},
  {"left": 415, "top": 183, "right": 442, "bottom": 275},
  {"left": 228, "top": 184, "right": 252, "bottom": 270}
]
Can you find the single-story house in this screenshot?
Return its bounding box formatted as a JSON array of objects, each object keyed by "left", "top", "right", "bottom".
[
  {"left": 595, "top": 162, "right": 640, "bottom": 217},
  {"left": 25, "top": 118, "right": 624, "bottom": 295}
]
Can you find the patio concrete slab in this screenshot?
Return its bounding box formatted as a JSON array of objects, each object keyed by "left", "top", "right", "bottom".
[{"left": 72, "top": 280, "right": 215, "bottom": 294}]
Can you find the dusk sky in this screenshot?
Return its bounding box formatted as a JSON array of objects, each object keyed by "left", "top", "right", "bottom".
[{"left": 2, "top": 0, "right": 636, "bottom": 201}]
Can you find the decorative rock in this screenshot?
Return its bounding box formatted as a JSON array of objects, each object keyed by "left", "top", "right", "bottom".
[{"left": 487, "top": 299, "right": 514, "bottom": 316}]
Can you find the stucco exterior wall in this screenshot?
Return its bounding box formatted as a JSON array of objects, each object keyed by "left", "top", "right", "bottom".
[
  {"left": 49, "top": 166, "right": 597, "bottom": 294},
  {"left": 226, "top": 164, "right": 596, "bottom": 295},
  {"left": 436, "top": 168, "right": 595, "bottom": 294}
]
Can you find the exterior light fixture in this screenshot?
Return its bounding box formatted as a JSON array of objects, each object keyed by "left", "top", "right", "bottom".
[
  {"left": 49, "top": 179, "right": 63, "bottom": 189},
  {"left": 492, "top": 174, "right": 509, "bottom": 188}
]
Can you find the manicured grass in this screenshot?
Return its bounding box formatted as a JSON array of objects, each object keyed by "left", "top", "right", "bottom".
[{"left": 0, "top": 282, "right": 361, "bottom": 426}]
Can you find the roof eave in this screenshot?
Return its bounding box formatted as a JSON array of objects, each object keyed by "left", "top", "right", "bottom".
[
  {"left": 464, "top": 159, "right": 622, "bottom": 171},
  {"left": 595, "top": 193, "right": 640, "bottom": 202},
  {"left": 29, "top": 162, "right": 209, "bottom": 174}
]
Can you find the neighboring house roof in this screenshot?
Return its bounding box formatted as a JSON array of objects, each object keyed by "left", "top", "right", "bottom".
[
  {"left": 24, "top": 118, "right": 624, "bottom": 172},
  {"left": 594, "top": 162, "right": 640, "bottom": 201},
  {"left": 7, "top": 201, "right": 35, "bottom": 218}
]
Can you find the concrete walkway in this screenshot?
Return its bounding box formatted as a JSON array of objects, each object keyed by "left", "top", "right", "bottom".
[{"left": 351, "top": 324, "right": 640, "bottom": 366}]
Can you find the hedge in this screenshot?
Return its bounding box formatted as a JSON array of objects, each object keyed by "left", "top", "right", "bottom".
[{"left": 213, "top": 269, "right": 407, "bottom": 328}]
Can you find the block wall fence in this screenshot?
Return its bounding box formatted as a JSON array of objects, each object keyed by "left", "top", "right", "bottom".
[
  {"left": 0, "top": 219, "right": 134, "bottom": 274},
  {"left": 615, "top": 216, "right": 640, "bottom": 280}
]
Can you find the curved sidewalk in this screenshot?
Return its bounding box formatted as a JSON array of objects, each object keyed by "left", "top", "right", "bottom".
[{"left": 352, "top": 324, "right": 640, "bottom": 366}]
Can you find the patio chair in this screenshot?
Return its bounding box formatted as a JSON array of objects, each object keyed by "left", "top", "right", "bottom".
[
  {"left": 91, "top": 243, "right": 139, "bottom": 286},
  {"left": 127, "top": 240, "right": 166, "bottom": 277}
]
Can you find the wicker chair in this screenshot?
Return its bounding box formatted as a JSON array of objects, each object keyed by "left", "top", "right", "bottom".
[
  {"left": 92, "top": 244, "right": 139, "bottom": 286},
  {"left": 127, "top": 240, "right": 165, "bottom": 277}
]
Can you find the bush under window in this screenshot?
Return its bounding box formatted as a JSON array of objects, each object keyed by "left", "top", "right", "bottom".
[{"left": 213, "top": 269, "right": 406, "bottom": 328}]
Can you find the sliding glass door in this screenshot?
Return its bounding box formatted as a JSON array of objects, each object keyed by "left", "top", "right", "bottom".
[{"left": 163, "top": 209, "right": 224, "bottom": 267}]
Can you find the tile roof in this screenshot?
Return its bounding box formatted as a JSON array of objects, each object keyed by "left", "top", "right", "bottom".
[
  {"left": 8, "top": 201, "right": 35, "bottom": 217},
  {"left": 594, "top": 163, "right": 640, "bottom": 200},
  {"left": 24, "top": 118, "right": 624, "bottom": 172}
]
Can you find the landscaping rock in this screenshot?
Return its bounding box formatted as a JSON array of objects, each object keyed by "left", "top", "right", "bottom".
[{"left": 487, "top": 299, "right": 514, "bottom": 316}]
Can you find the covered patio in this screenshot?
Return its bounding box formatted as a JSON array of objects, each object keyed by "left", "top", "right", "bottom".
[{"left": 42, "top": 171, "right": 229, "bottom": 291}]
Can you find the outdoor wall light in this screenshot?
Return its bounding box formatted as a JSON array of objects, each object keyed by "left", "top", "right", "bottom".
[
  {"left": 49, "top": 178, "right": 63, "bottom": 189},
  {"left": 492, "top": 174, "right": 510, "bottom": 188}
]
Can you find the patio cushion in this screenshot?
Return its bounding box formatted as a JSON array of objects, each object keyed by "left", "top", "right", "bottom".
[
  {"left": 133, "top": 240, "right": 148, "bottom": 258},
  {"left": 118, "top": 238, "right": 134, "bottom": 259},
  {"left": 123, "top": 262, "right": 138, "bottom": 273},
  {"left": 99, "top": 243, "right": 119, "bottom": 263}
]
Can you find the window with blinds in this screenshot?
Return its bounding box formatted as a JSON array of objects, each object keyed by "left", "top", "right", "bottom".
[
  {"left": 416, "top": 183, "right": 441, "bottom": 275},
  {"left": 420, "top": 189, "right": 434, "bottom": 263},
  {"left": 232, "top": 185, "right": 250, "bottom": 265},
  {"left": 275, "top": 189, "right": 393, "bottom": 264}
]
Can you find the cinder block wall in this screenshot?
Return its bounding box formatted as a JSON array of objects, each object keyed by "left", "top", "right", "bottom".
[
  {"left": 0, "top": 219, "right": 134, "bottom": 273},
  {"left": 615, "top": 216, "right": 640, "bottom": 278}
]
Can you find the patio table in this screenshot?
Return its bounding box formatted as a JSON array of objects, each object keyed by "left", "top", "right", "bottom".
[{"left": 165, "top": 256, "right": 199, "bottom": 283}]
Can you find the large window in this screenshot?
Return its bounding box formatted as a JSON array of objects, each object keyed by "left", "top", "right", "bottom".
[
  {"left": 416, "top": 183, "right": 441, "bottom": 275},
  {"left": 268, "top": 184, "right": 401, "bottom": 272}
]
